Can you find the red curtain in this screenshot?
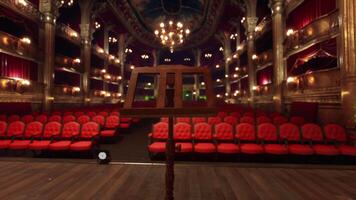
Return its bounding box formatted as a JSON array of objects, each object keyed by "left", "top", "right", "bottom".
[
  {"left": 0, "top": 52, "right": 38, "bottom": 81},
  {"left": 240, "top": 77, "right": 249, "bottom": 90},
  {"left": 287, "top": 38, "right": 337, "bottom": 75},
  {"left": 287, "top": 0, "right": 336, "bottom": 29},
  {"left": 257, "top": 65, "right": 273, "bottom": 86}
]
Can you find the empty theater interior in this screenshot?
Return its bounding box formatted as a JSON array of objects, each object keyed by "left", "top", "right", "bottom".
[{"left": 0, "top": 0, "right": 356, "bottom": 199}]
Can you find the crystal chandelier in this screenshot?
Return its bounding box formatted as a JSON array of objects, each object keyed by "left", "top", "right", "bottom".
[{"left": 154, "top": 20, "right": 190, "bottom": 52}]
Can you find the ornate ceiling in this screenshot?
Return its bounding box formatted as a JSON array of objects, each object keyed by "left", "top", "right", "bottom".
[{"left": 107, "top": 0, "right": 226, "bottom": 50}]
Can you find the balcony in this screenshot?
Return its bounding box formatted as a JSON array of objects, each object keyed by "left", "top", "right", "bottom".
[
  {"left": 255, "top": 49, "right": 273, "bottom": 69},
  {"left": 0, "top": 31, "right": 39, "bottom": 60},
  {"left": 56, "top": 23, "right": 81, "bottom": 46},
  {"left": 0, "top": 0, "right": 41, "bottom": 22},
  {"left": 284, "top": 10, "right": 339, "bottom": 56},
  {"left": 55, "top": 54, "right": 82, "bottom": 72}
]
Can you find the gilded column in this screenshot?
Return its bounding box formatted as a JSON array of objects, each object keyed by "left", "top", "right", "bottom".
[
  {"left": 194, "top": 48, "right": 201, "bottom": 100},
  {"left": 152, "top": 49, "right": 159, "bottom": 97},
  {"left": 103, "top": 27, "right": 109, "bottom": 93},
  {"left": 339, "top": 0, "right": 356, "bottom": 127},
  {"left": 39, "top": 0, "right": 59, "bottom": 111},
  {"left": 118, "top": 34, "right": 126, "bottom": 96},
  {"left": 245, "top": 17, "right": 258, "bottom": 104},
  {"left": 270, "top": 0, "right": 286, "bottom": 113},
  {"left": 223, "top": 32, "right": 232, "bottom": 99}
]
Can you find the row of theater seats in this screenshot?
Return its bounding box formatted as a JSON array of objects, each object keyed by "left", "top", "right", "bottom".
[
  {"left": 161, "top": 114, "right": 306, "bottom": 126},
  {"left": 0, "top": 121, "right": 100, "bottom": 151},
  {"left": 148, "top": 122, "right": 356, "bottom": 157}
]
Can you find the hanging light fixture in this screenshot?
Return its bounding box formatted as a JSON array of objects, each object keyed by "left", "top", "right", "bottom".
[{"left": 154, "top": 20, "right": 190, "bottom": 53}]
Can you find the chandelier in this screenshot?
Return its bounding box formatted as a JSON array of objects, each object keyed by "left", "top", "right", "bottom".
[{"left": 154, "top": 20, "right": 190, "bottom": 52}]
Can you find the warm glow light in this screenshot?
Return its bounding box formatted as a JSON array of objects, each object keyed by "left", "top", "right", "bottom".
[
  {"left": 252, "top": 86, "right": 258, "bottom": 90},
  {"left": 252, "top": 54, "right": 258, "bottom": 60},
  {"left": 17, "top": 0, "right": 28, "bottom": 6},
  {"left": 286, "top": 29, "right": 295, "bottom": 36},
  {"left": 287, "top": 76, "right": 297, "bottom": 83},
  {"left": 235, "top": 67, "right": 239, "bottom": 71},
  {"left": 20, "top": 37, "right": 31, "bottom": 44},
  {"left": 118, "top": 76, "right": 122, "bottom": 80},
  {"left": 130, "top": 65, "right": 135, "bottom": 70},
  {"left": 73, "top": 58, "right": 81, "bottom": 64},
  {"left": 215, "top": 64, "right": 220, "bottom": 69},
  {"left": 200, "top": 82, "right": 205, "bottom": 86},
  {"left": 216, "top": 94, "right": 221, "bottom": 98}
]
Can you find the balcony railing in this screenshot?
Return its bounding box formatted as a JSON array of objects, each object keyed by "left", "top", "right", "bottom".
[
  {"left": 284, "top": 10, "right": 339, "bottom": 55},
  {"left": 53, "top": 85, "right": 82, "bottom": 97},
  {"left": 0, "top": 77, "right": 44, "bottom": 94},
  {"left": 55, "top": 54, "right": 82, "bottom": 72},
  {"left": 0, "top": 31, "right": 39, "bottom": 60},
  {"left": 56, "top": 23, "right": 81, "bottom": 45},
  {"left": 0, "top": 0, "right": 41, "bottom": 22},
  {"left": 255, "top": 49, "right": 273, "bottom": 69}
]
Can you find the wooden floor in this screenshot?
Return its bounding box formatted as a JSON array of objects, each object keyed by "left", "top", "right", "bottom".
[{"left": 0, "top": 161, "right": 356, "bottom": 200}]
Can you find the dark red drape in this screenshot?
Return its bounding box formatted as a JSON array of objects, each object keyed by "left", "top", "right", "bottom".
[
  {"left": 240, "top": 77, "right": 249, "bottom": 90},
  {"left": 287, "top": 0, "right": 336, "bottom": 30},
  {"left": 0, "top": 52, "right": 38, "bottom": 81},
  {"left": 257, "top": 65, "right": 273, "bottom": 86}
]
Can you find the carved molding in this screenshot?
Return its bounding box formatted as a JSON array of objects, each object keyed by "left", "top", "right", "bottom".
[{"left": 0, "top": 0, "right": 41, "bottom": 23}]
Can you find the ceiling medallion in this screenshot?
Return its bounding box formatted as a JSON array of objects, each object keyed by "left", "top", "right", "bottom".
[{"left": 154, "top": 20, "right": 190, "bottom": 52}]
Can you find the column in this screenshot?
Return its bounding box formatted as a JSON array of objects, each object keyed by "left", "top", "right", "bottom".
[
  {"left": 194, "top": 49, "right": 201, "bottom": 100},
  {"left": 339, "top": 0, "right": 356, "bottom": 127},
  {"left": 152, "top": 49, "right": 159, "bottom": 97},
  {"left": 118, "top": 34, "right": 126, "bottom": 96},
  {"left": 270, "top": 0, "right": 286, "bottom": 113},
  {"left": 79, "top": 0, "right": 93, "bottom": 105},
  {"left": 39, "top": 0, "right": 59, "bottom": 112},
  {"left": 235, "top": 24, "right": 241, "bottom": 101},
  {"left": 223, "top": 32, "right": 232, "bottom": 98},
  {"left": 245, "top": 17, "right": 258, "bottom": 105},
  {"left": 103, "top": 28, "right": 109, "bottom": 93}
]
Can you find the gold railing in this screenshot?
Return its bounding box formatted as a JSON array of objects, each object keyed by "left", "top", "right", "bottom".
[
  {"left": 284, "top": 10, "right": 339, "bottom": 54},
  {"left": 53, "top": 85, "right": 82, "bottom": 96},
  {"left": 55, "top": 54, "right": 81, "bottom": 71},
  {"left": 56, "top": 23, "right": 81, "bottom": 45},
  {"left": 255, "top": 49, "right": 273, "bottom": 68},
  {"left": 0, "top": 0, "right": 41, "bottom": 22},
  {"left": 0, "top": 31, "right": 38, "bottom": 60},
  {"left": 0, "top": 77, "right": 44, "bottom": 94}
]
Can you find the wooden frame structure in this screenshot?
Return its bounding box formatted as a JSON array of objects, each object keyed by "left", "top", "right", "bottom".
[{"left": 121, "top": 65, "right": 217, "bottom": 200}]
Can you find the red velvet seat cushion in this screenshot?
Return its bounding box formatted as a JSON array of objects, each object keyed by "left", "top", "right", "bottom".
[
  {"left": 70, "top": 141, "right": 92, "bottom": 151},
  {"left": 264, "top": 144, "right": 288, "bottom": 155},
  {"left": 121, "top": 118, "right": 131, "bottom": 123},
  {"left": 120, "top": 123, "right": 130, "bottom": 129},
  {"left": 148, "top": 142, "right": 166, "bottom": 153},
  {"left": 8, "top": 140, "right": 31, "bottom": 149},
  {"left": 240, "top": 144, "right": 264, "bottom": 154},
  {"left": 28, "top": 140, "right": 51, "bottom": 150},
  {"left": 0, "top": 140, "right": 11, "bottom": 149},
  {"left": 49, "top": 141, "right": 71, "bottom": 150},
  {"left": 313, "top": 144, "right": 340, "bottom": 156},
  {"left": 217, "top": 143, "right": 239, "bottom": 154},
  {"left": 288, "top": 144, "right": 314, "bottom": 155},
  {"left": 194, "top": 143, "right": 216, "bottom": 153},
  {"left": 175, "top": 142, "right": 193, "bottom": 153},
  {"left": 338, "top": 145, "right": 356, "bottom": 156},
  {"left": 101, "top": 130, "right": 116, "bottom": 137}
]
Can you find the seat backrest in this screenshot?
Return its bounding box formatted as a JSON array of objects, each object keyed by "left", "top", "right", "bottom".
[
  {"left": 236, "top": 123, "right": 256, "bottom": 141},
  {"left": 215, "top": 122, "right": 234, "bottom": 141},
  {"left": 223, "top": 116, "right": 238, "bottom": 126},
  {"left": 217, "top": 111, "right": 228, "bottom": 118},
  {"left": 48, "top": 115, "right": 62, "bottom": 122},
  {"left": 257, "top": 116, "right": 272, "bottom": 125},
  {"left": 43, "top": 122, "right": 62, "bottom": 138},
  {"left": 152, "top": 122, "right": 168, "bottom": 139},
  {"left": 81, "top": 122, "right": 99, "bottom": 139},
  {"left": 174, "top": 122, "right": 192, "bottom": 140},
  {"left": 160, "top": 117, "right": 168, "bottom": 123},
  {"left": 51, "top": 111, "right": 61, "bottom": 115},
  {"left": 192, "top": 117, "right": 206, "bottom": 124},
  {"left": 77, "top": 115, "right": 90, "bottom": 125},
  {"left": 7, "top": 121, "right": 25, "bottom": 137},
  {"left": 240, "top": 116, "right": 255, "bottom": 125},
  {"left": 105, "top": 115, "right": 119, "bottom": 128},
  {"left": 87, "top": 111, "right": 97, "bottom": 117},
  {"left": 8, "top": 115, "right": 20, "bottom": 123},
  {"left": 273, "top": 116, "right": 288, "bottom": 126},
  {"left": 61, "top": 122, "right": 80, "bottom": 138},
  {"left": 256, "top": 111, "right": 267, "bottom": 117},
  {"left": 74, "top": 111, "right": 84, "bottom": 117},
  {"left": 63, "top": 115, "right": 76, "bottom": 123},
  {"left": 230, "top": 112, "right": 241, "bottom": 119},
  {"left": 193, "top": 122, "right": 212, "bottom": 140},
  {"left": 279, "top": 123, "right": 301, "bottom": 142},
  {"left": 290, "top": 116, "right": 305, "bottom": 126},
  {"left": 92, "top": 115, "right": 105, "bottom": 126},
  {"left": 176, "top": 117, "right": 191, "bottom": 124},
  {"left": 111, "top": 111, "right": 119, "bottom": 116},
  {"left": 0, "top": 121, "right": 7, "bottom": 136},
  {"left": 63, "top": 111, "right": 73, "bottom": 116},
  {"left": 24, "top": 121, "right": 43, "bottom": 138},
  {"left": 35, "top": 114, "right": 48, "bottom": 124},
  {"left": 257, "top": 123, "right": 278, "bottom": 141},
  {"left": 301, "top": 123, "right": 324, "bottom": 142},
  {"left": 0, "top": 114, "right": 7, "bottom": 122},
  {"left": 243, "top": 112, "right": 254, "bottom": 117},
  {"left": 98, "top": 111, "right": 109, "bottom": 117},
  {"left": 323, "top": 124, "right": 347, "bottom": 142},
  {"left": 207, "top": 117, "right": 222, "bottom": 125},
  {"left": 22, "top": 115, "right": 34, "bottom": 124},
  {"left": 270, "top": 112, "right": 281, "bottom": 118}
]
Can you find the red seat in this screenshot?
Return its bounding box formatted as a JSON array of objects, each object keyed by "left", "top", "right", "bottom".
[
  {"left": 63, "top": 115, "right": 76, "bottom": 123},
  {"left": 98, "top": 111, "right": 109, "bottom": 117},
  {"left": 87, "top": 111, "right": 97, "bottom": 117},
  {"left": 51, "top": 111, "right": 61, "bottom": 115},
  {"left": 35, "top": 114, "right": 48, "bottom": 124},
  {"left": 176, "top": 117, "right": 191, "bottom": 124},
  {"left": 258, "top": 123, "right": 287, "bottom": 154},
  {"left": 49, "top": 141, "right": 71, "bottom": 151},
  {"left": 207, "top": 117, "right": 222, "bottom": 126},
  {"left": 339, "top": 145, "right": 356, "bottom": 156},
  {"left": 70, "top": 141, "right": 92, "bottom": 151},
  {"left": 236, "top": 123, "right": 263, "bottom": 154},
  {"left": 48, "top": 115, "right": 62, "bottom": 122},
  {"left": 324, "top": 124, "right": 356, "bottom": 156},
  {"left": 230, "top": 112, "right": 241, "bottom": 119},
  {"left": 6, "top": 121, "right": 26, "bottom": 149},
  {"left": 148, "top": 122, "right": 168, "bottom": 153},
  {"left": 77, "top": 115, "right": 90, "bottom": 125},
  {"left": 79, "top": 122, "right": 100, "bottom": 139},
  {"left": 288, "top": 144, "right": 314, "bottom": 155},
  {"left": 0, "top": 114, "right": 7, "bottom": 122},
  {"left": 104, "top": 115, "right": 120, "bottom": 129},
  {"left": 279, "top": 123, "right": 301, "bottom": 143},
  {"left": 24, "top": 121, "right": 43, "bottom": 139},
  {"left": 74, "top": 111, "right": 84, "bottom": 117},
  {"left": 21, "top": 115, "right": 34, "bottom": 124},
  {"left": 217, "top": 112, "right": 228, "bottom": 118},
  {"left": 0, "top": 121, "right": 7, "bottom": 137},
  {"left": 243, "top": 112, "right": 254, "bottom": 117},
  {"left": 215, "top": 122, "right": 239, "bottom": 154},
  {"left": 0, "top": 140, "right": 12, "bottom": 149},
  {"left": 240, "top": 116, "right": 255, "bottom": 125},
  {"left": 257, "top": 116, "right": 272, "bottom": 125},
  {"left": 8, "top": 115, "right": 20, "bottom": 123},
  {"left": 302, "top": 124, "right": 328, "bottom": 155},
  {"left": 61, "top": 122, "right": 80, "bottom": 139},
  {"left": 290, "top": 116, "right": 305, "bottom": 126},
  {"left": 223, "top": 116, "right": 238, "bottom": 126},
  {"left": 192, "top": 117, "right": 206, "bottom": 124},
  {"left": 193, "top": 123, "right": 215, "bottom": 153},
  {"left": 160, "top": 117, "right": 168, "bottom": 123},
  {"left": 63, "top": 111, "right": 73, "bottom": 116},
  {"left": 273, "top": 116, "right": 288, "bottom": 126},
  {"left": 29, "top": 122, "right": 61, "bottom": 150},
  {"left": 174, "top": 123, "right": 192, "bottom": 153},
  {"left": 92, "top": 115, "right": 105, "bottom": 126},
  {"left": 111, "top": 111, "right": 119, "bottom": 116}
]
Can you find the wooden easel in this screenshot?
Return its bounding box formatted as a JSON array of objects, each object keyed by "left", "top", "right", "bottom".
[{"left": 121, "top": 65, "right": 217, "bottom": 200}]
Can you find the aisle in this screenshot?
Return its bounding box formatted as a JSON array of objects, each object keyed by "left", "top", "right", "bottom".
[{"left": 101, "top": 118, "right": 159, "bottom": 162}]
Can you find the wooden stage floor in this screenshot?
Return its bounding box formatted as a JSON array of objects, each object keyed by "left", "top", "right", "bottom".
[{"left": 0, "top": 161, "right": 356, "bottom": 200}]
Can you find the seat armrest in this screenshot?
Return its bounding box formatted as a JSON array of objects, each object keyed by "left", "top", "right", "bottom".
[{"left": 148, "top": 133, "right": 152, "bottom": 138}]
